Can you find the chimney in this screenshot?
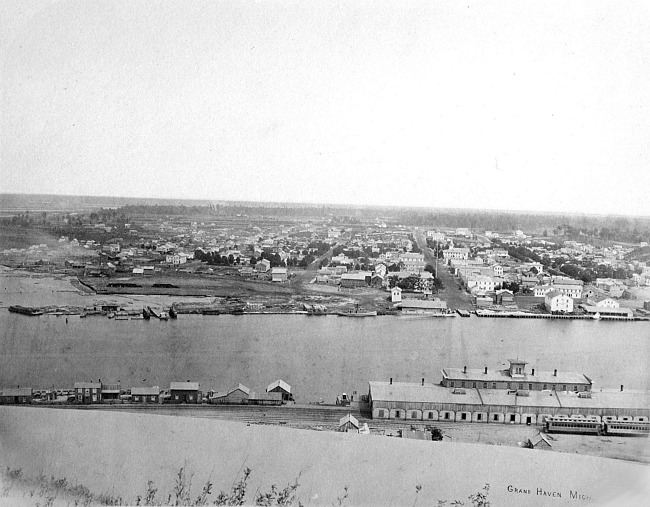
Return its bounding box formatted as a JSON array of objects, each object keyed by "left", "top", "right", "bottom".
[
  {"left": 484, "top": 367, "right": 488, "bottom": 374},
  {"left": 389, "top": 377, "right": 393, "bottom": 385},
  {"left": 553, "top": 369, "right": 557, "bottom": 377},
  {"left": 621, "top": 385, "right": 624, "bottom": 392},
  {"left": 463, "top": 366, "right": 467, "bottom": 374},
  {"left": 532, "top": 368, "right": 535, "bottom": 376}
]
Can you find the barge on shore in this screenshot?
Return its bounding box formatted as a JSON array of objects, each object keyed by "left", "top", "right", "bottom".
[{"left": 8, "top": 305, "right": 43, "bottom": 316}]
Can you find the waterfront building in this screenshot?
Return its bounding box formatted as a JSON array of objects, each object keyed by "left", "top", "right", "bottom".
[
  {"left": 398, "top": 299, "right": 447, "bottom": 315},
  {"left": 169, "top": 382, "right": 200, "bottom": 404},
  {"left": 551, "top": 277, "right": 584, "bottom": 298},
  {"left": 391, "top": 286, "right": 402, "bottom": 303},
  {"left": 579, "top": 305, "right": 633, "bottom": 319},
  {"left": 495, "top": 289, "right": 514, "bottom": 305},
  {"left": 545, "top": 291, "right": 574, "bottom": 313},
  {"left": 594, "top": 298, "right": 620, "bottom": 309},
  {"left": 466, "top": 275, "right": 494, "bottom": 292}
]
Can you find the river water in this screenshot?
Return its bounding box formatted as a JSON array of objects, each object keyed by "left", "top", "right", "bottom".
[{"left": 1, "top": 271, "right": 649, "bottom": 401}]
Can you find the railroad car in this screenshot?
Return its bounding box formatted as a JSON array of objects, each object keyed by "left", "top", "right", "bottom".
[
  {"left": 603, "top": 420, "right": 650, "bottom": 436},
  {"left": 544, "top": 416, "right": 602, "bottom": 435}
]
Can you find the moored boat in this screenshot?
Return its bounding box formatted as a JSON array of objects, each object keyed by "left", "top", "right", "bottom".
[
  {"left": 337, "top": 310, "right": 377, "bottom": 317},
  {"left": 8, "top": 305, "right": 43, "bottom": 316}
]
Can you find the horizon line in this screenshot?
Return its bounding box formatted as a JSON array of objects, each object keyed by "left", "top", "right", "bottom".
[{"left": 1, "top": 191, "right": 649, "bottom": 220}]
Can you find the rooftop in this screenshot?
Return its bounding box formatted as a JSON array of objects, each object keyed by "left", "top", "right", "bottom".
[
  {"left": 170, "top": 382, "right": 199, "bottom": 391},
  {"left": 131, "top": 386, "right": 160, "bottom": 396},
  {"left": 369, "top": 381, "right": 483, "bottom": 405},
  {"left": 399, "top": 300, "right": 447, "bottom": 309},
  {"left": 442, "top": 367, "right": 591, "bottom": 386},
  {"left": 74, "top": 382, "right": 101, "bottom": 389},
  {"left": 0, "top": 388, "right": 33, "bottom": 397},
  {"left": 370, "top": 382, "right": 649, "bottom": 411},
  {"left": 267, "top": 379, "right": 291, "bottom": 393}
]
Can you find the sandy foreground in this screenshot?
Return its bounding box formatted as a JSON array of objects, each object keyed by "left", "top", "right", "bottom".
[{"left": 1, "top": 407, "right": 649, "bottom": 507}]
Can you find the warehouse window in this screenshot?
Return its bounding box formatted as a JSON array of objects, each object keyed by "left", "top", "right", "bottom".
[
  {"left": 411, "top": 411, "right": 417, "bottom": 419},
  {"left": 450, "top": 382, "right": 455, "bottom": 387},
  {"left": 483, "top": 383, "right": 487, "bottom": 388},
  {"left": 461, "top": 413, "right": 467, "bottom": 420},
  {"left": 395, "top": 410, "right": 401, "bottom": 418},
  {"left": 529, "top": 384, "right": 533, "bottom": 390},
  {"left": 472, "top": 382, "right": 476, "bottom": 388},
  {"left": 427, "top": 412, "right": 434, "bottom": 419}
]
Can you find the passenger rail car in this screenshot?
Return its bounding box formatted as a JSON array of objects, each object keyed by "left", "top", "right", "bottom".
[
  {"left": 603, "top": 420, "right": 650, "bottom": 436},
  {"left": 545, "top": 417, "right": 650, "bottom": 436},
  {"left": 545, "top": 417, "right": 602, "bottom": 435}
]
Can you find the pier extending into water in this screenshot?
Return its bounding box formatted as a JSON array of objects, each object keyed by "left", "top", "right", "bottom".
[{"left": 474, "top": 310, "right": 649, "bottom": 321}]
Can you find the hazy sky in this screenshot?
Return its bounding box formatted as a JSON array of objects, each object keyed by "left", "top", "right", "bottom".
[{"left": 2, "top": 1, "right": 649, "bottom": 215}]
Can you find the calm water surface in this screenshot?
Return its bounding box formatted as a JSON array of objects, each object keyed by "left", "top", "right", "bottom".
[{"left": 1, "top": 272, "right": 648, "bottom": 401}]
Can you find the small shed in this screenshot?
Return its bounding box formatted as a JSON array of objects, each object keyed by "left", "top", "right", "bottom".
[
  {"left": 495, "top": 289, "right": 515, "bottom": 305},
  {"left": 528, "top": 433, "right": 553, "bottom": 450},
  {"left": 338, "top": 413, "right": 360, "bottom": 432},
  {"left": 267, "top": 379, "right": 293, "bottom": 402},
  {"left": 0, "top": 387, "right": 33, "bottom": 404},
  {"left": 131, "top": 386, "right": 160, "bottom": 404},
  {"left": 248, "top": 391, "right": 283, "bottom": 406},
  {"left": 211, "top": 384, "right": 250, "bottom": 404},
  {"left": 101, "top": 383, "right": 121, "bottom": 401},
  {"left": 169, "top": 382, "right": 200, "bottom": 404},
  {"left": 272, "top": 267, "right": 288, "bottom": 282}
]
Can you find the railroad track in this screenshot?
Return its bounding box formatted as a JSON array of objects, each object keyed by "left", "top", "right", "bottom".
[{"left": 63, "top": 404, "right": 502, "bottom": 434}]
